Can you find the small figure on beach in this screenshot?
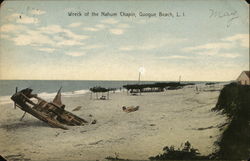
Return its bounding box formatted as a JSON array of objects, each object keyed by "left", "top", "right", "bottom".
[
  {"left": 195, "top": 86, "right": 199, "bottom": 94},
  {"left": 122, "top": 106, "right": 140, "bottom": 113}
]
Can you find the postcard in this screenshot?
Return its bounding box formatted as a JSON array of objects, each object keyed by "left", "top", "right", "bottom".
[{"left": 0, "top": 0, "right": 249, "bottom": 161}]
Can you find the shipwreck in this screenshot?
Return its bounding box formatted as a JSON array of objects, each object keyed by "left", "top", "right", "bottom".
[
  {"left": 123, "top": 82, "right": 195, "bottom": 94},
  {"left": 11, "top": 88, "right": 94, "bottom": 130}
]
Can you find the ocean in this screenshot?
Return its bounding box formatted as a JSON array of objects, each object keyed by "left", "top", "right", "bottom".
[
  {"left": 0, "top": 80, "right": 155, "bottom": 105},
  {"left": 0, "top": 80, "right": 216, "bottom": 105},
  {"left": 0, "top": 80, "right": 158, "bottom": 96}
]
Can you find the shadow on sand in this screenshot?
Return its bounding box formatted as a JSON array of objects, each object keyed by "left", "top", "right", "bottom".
[{"left": 0, "top": 120, "right": 49, "bottom": 130}]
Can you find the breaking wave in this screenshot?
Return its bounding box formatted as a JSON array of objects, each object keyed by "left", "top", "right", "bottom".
[
  {"left": 36, "top": 89, "right": 90, "bottom": 99},
  {"left": 0, "top": 96, "right": 12, "bottom": 105},
  {"left": 0, "top": 89, "right": 90, "bottom": 105}
]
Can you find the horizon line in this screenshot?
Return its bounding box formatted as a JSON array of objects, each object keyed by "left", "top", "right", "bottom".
[{"left": 0, "top": 79, "right": 230, "bottom": 82}]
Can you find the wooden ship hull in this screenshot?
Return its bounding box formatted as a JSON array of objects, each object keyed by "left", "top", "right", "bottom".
[{"left": 11, "top": 88, "right": 90, "bottom": 130}]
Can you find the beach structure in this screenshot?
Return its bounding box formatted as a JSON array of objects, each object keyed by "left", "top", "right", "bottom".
[
  {"left": 123, "top": 82, "right": 195, "bottom": 94},
  {"left": 89, "top": 86, "right": 115, "bottom": 99},
  {"left": 236, "top": 71, "right": 250, "bottom": 85},
  {"left": 11, "top": 88, "right": 94, "bottom": 130}
]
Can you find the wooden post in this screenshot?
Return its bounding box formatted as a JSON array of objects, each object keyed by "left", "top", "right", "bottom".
[
  {"left": 14, "top": 87, "right": 18, "bottom": 109},
  {"left": 20, "top": 112, "right": 26, "bottom": 121}
]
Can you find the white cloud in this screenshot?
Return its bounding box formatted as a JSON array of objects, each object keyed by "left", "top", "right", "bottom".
[
  {"left": 68, "top": 22, "right": 82, "bottom": 27},
  {"left": 5, "top": 13, "right": 38, "bottom": 24},
  {"left": 38, "top": 48, "right": 55, "bottom": 53},
  {"left": 65, "top": 31, "right": 88, "bottom": 40},
  {"left": 119, "top": 46, "right": 134, "bottom": 51},
  {"left": 80, "top": 44, "right": 105, "bottom": 50},
  {"left": 183, "top": 42, "right": 233, "bottom": 52},
  {"left": 117, "top": 23, "right": 130, "bottom": 28},
  {"left": 183, "top": 34, "right": 248, "bottom": 59},
  {"left": 119, "top": 37, "right": 187, "bottom": 51},
  {"left": 194, "top": 51, "right": 240, "bottom": 58},
  {"left": 95, "top": 24, "right": 106, "bottom": 29},
  {"left": 14, "top": 14, "right": 39, "bottom": 24},
  {"left": 38, "top": 25, "right": 66, "bottom": 34},
  {"left": 159, "top": 55, "right": 191, "bottom": 59},
  {"left": 83, "top": 27, "right": 99, "bottom": 31},
  {"left": 119, "top": 44, "right": 158, "bottom": 51},
  {"left": 109, "top": 28, "right": 124, "bottom": 35},
  {"left": 195, "top": 50, "right": 217, "bottom": 56},
  {"left": 219, "top": 53, "right": 240, "bottom": 58},
  {"left": 12, "top": 35, "right": 33, "bottom": 46},
  {"left": 39, "top": 25, "right": 88, "bottom": 40},
  {"left": 30, "top": 9, "right": 46, "bottom": 15},
  {"left": 101, "top": 18, "right": 118, "bottom": 24},
  {"left": 0, "top": 24, "right": 26, "bottom": 32},
  {"left": 12, "top": 31, "right": 54, "bottom": 46},
  {"left": 188, "top": 48, "right": 241, "bottom": 58},
  {"left": 223, "top": 34, "right": 249, "bottom": 48},
  {"left": 65, "top": 52, "right": 85, "bottom": 57},
  {"left": 56, "top": 40, "right": 84, "bottom": 46},
  {"left": 0, "top": 34, "right": 10, "bottom": 39},
  {"left": 2, "top": 24, "right": 88, "bottom": 48}
]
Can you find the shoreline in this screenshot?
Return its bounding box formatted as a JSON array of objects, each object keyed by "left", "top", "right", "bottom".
[{"left": 0, "top": 84, "right": 227, "bottom": 160}]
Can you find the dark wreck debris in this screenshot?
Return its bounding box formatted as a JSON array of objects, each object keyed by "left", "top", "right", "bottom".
[
  {"left": 90, "top": 86, "right": 115, "bottom": 92},
  {"left": 72, "top": 106, "right": 82, "bottom": 111},
  {"left": 122, "top": 106, "right": 139, "bottom": 113},
  {"left": 11, "top": 88, "right": 94, "bottom": 130},
  {"left": 123, "top": 82, "right": 195, "bottom": 93},
  {"left": 205, "top": 82, "right": 217, "bottom": 85},
  {"left": 0, "top": 155, "right": 7, "bottom": 161}
]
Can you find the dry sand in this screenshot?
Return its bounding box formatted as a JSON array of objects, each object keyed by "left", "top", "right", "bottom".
[{"left": 0, "top": 84, "right": 227, "bottom": 160}]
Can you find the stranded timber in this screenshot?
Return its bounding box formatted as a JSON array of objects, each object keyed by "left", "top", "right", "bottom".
[
  {"left": 123, "top": 82, "right": 195, "bottom": 93},
  {"left": 11, "top": 88, "right": 95, "bottom": 130}
]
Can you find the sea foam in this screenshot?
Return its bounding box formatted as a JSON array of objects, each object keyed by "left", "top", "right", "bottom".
[{"left": 0, "top": 89, "right": 90, "bottom": 105}]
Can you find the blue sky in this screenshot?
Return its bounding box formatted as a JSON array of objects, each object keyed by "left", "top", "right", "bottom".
[{"left": 0, "top": 0, "right": 249, "bottom": 81}]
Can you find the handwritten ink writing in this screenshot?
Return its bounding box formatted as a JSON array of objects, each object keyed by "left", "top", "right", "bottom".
[{"left": 209, "top": 9, "right": 239, "bottom": 27}]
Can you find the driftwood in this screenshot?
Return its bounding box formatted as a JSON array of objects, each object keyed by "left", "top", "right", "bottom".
[
  {"left": 11, "top": 88, "right": 91, "bottom": 130},
  {"left": 122, "top": 106, "right": 140, "bottom": 113}
]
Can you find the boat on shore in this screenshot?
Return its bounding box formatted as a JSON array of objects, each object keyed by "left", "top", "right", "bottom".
[{"left": 11, "top": 88, "right": 95, "bottom": 130}]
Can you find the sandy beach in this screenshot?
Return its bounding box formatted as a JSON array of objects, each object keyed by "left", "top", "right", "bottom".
[{"left": 0, "top": 84, "right": 227, "bottom": 161}]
